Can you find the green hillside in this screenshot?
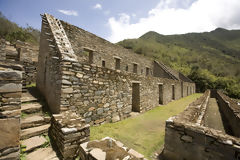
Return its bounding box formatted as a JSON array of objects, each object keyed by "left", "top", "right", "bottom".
[
  {"left": 118, "top": 29, "right": 240, "bottom": 99},
  {"left": 0, "top": 12, "right": 40, "bottom": 45}
]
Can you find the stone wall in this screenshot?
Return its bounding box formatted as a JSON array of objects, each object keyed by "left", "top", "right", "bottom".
[
  {"left": 61, "top": 21, "right": 155, "bottom": 77},
  {"left": 215, "top": 90, "right": 240, "bottom": 137},
  {"left": 60, "top": 60, "right": 190, "bottom": 125},
  {"left": 15, "top": 41, "right": 38, "bottom": 86},
  {"left": 50, "top": 111, "right": 90, "bottom": 160},
  {"left": 79, "top": 137, "right": 145, "bottom": 160},
  {"left": 0, "top": 39, "right": 38, "bottom": 86},
  {"left": 37, "top": 14, "right": 63, "bottom": 113},
  {"left": 0, "top": 62, "right": 22, "bottom": 160},
  {"left": 37, "top": 13, "right": 195, "bottom": 125},
  {"left": 163, "top": 91, "right": 240, "bottom": 160}
]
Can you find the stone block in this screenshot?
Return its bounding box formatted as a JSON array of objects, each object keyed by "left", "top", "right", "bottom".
[
  {"left": 0, "top": 118, "right": 20, "bottom": 150},
  {"left": 112, "top": 115, "right": 120, "bottom": 123},
  {"left": 0, "top": 83, "right": 22, "bottom": 93},
  {"left": 0, "top": 71, "right": 22, "bottom": 81}
]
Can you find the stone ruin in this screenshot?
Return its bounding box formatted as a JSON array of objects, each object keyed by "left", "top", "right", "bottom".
[
  {"left": 79, "top": 137, "right": 145, "bottom": 160},
  {"left": 0, "top": 38, "right": 39, "bottom": 89},
  {"left": 0, "top": 62, "right": 23, "bottom": 160},
  {"left": 37, "top": 13, "right": 195, "bottom": 126},
  {"left": 6, "top": 12, "right": 240, "bottom": 160},
  {"left": 162, "top": 90, "right": 240, "bottom": 160},
  {"left": 50, "top": 111, "right": 90, "bottom": 159}
]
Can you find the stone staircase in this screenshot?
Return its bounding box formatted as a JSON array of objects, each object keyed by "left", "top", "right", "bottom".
[{"left": 20, "top": 87, "right": 58, "bottom": 160}]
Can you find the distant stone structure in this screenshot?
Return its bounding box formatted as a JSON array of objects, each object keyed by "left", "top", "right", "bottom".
[
  {"left": 37, "top": 13, "right": 195, "bottom": 125},
  {"left": 162, "top": 90, "right": 240, "bottom": 160},
  {"left": 0, "top": 39, "right": 38, "bottom": 87}
]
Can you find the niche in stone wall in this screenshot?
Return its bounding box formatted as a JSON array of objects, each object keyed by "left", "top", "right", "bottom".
[
  {"left": 102, "top": 60, "right": 105, "bottom": 67},
  {"left": 125, "top": 65, "right": 128, "bottom": 71},
  {"left": 83, "top": 47, "right": 94, "bottom": 64},
  {"left": 133, "top": 63, "right": 138, "bottom": 74},
  {"left": 132, "top": 82, "right": 140, "bottom": 112}
]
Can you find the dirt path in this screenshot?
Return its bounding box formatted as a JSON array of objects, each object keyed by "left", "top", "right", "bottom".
[{"left": 204, "top": 98, "right": 226, "bottom": 133}]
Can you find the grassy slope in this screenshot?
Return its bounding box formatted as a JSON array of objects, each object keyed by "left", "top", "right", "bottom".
[
  {"left": 90, "top": 93, "right": 202, "bottom": 159},
  {"left": 118, "top": 29, "right": 240, "bottom": 77}
]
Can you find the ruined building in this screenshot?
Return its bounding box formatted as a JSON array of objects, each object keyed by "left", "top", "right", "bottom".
[
  {"left": 37, "top": 13, "right": 195, "bottom": 125},
  {"left": 162, "top": 90, "right": 240, "bottom": 160}
]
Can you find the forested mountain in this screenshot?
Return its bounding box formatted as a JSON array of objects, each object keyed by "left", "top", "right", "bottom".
[
  {"left": 118, "top": 29, "right": 240, "bottom": 99},
  {"left": 0, "top": 12, "right": 40, "bottom": 45}
]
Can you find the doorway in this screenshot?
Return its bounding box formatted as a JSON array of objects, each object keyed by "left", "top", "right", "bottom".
[
  {"left": 172, "top": 85, "right": 175, "bottom": 100},
  {"left": 159, "top": 84, "right": 163, "bottom": 104},
  {"left": 132, "top": 83, "right": 140, "bottom": 112}
]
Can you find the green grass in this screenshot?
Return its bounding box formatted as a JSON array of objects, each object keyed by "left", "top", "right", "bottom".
[
  {"left": 26, "top": 83, "right": 36, "bottom": 88},
  {"left": 90, "top": 93, "right": 202, "bottom": 159}
]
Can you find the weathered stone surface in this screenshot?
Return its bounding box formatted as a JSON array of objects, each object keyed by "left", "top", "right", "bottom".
[
  {"left": 21, "top": 103, "right": 42, "bottom": 114},
  {"left": 0, "top": 71, "right": 22, "bottom": 80},
  {"left": 21, "top": 124, "right": 50, "bottom": 140},
  {"left": 0, "top": 118, "right": 20, "bottom": 150},
  {"left": 61, "top": 127, "right": 77, "bottom": 134},
  {"left": 180, "top": 135, "right": 193, "bottom": 143},
  {"left": 0, "top": 150, "right": 19, "bottom": 160},
  {"left": 0, "top": 83, "right": 22, "bottom": 93},
  {"left": 26, "top": 147, "right": 58, "bottom": 160},
  {"left": 21, "top": 136, "right": 47, "bottom": 152},
  {"left": 128, "top": 149, "right": 144, "bottom": 159},
  {"left": 62, "top": 88, "right": 73, "bottom": 94},
  {"left": 112, "top": 115, "right": 120, "bottom": 123},
  {"left": 89, "top": 148, "right": 106, "bottom": 160},
  {"left": 21, "top": 115, "right": 45, "bottom": 129}
]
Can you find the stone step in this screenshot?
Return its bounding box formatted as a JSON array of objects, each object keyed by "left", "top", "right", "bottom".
[
  {"left": 26, "top": 147, "right": 59, "bottom": 160},
  {"left": 21, "top": 124, "right": 50, "bottom": 140},
  {"left": 21, "top": 92, "right": 38, "bottom": 103},
  {"left": 21, "top": 103, "right": 42, "bottom": 114},
  {"left": 21, "top": 115, "right": 49, "bottom": 129},
  {"left": 21, "top": 136, "right": 47, "bottom": 152}
]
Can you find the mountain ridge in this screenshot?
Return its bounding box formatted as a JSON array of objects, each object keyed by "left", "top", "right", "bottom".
[{"left": 118, "top": 28, "right": 240, "bottom": 98}]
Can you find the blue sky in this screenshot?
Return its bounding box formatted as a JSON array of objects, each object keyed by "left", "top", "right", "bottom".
[{"left": 1, "top": 0, "right": 240, "bottom": 42}]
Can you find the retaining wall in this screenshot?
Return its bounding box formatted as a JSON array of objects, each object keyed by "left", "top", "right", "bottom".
[{"left": 163, "top": 90, "right": 240, "bottom": 160}]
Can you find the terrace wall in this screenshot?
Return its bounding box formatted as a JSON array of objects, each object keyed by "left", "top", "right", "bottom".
[{"left": 163, "top": 90, "right": 240, "bottom": 160}]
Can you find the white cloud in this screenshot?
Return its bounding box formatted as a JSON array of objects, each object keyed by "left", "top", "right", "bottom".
[
  {"left": 58, "top": 9, "right": 78, "bottom": 16},
  {"left": 107, "top": 0, "right": 240, "bottom": 43},
  {"left": 93, "top": 3, "right": 102, "bottom": 10}
]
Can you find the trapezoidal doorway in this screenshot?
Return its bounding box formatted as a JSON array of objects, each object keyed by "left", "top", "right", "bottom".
[
  {"left": 159, "top": 84, "right": 163, "bottom": 105},
  {"left": 132, "top": 82, "right": 140, "bottom": 112}
]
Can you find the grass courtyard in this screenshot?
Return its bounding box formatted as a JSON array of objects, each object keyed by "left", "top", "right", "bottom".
[{"left": 90, "top": 93, "right": 202, "bottom": 159}]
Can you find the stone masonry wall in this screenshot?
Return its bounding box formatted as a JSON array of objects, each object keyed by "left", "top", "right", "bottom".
[
  {"left": 215, "top": 91, "right": 240, "bottom": 137},
  {"left": 0, "top": 63, "right": 22, "bottom": 160},
  {"left": 50, "top": 111, "right": 90, "bottom": 160},
  {"left": 61, "top": 21, "right": 155, "bottom": 77},
  {"left": 163, "top": 91, "right": 240, "bottom": 160},
  {"left": 38, "top": 13, "right": 195, "bottom": 125},
  {"left": 37, "top": 14, "right": 63, "bottom": 113},
  {"left": 60, "top": 60, "right": 185, "bottom": 125}
]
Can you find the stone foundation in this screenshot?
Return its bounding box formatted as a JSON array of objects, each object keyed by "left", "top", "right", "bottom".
[
  {"left": 50, "top": 111, "right": 90, "bottom": 160},
  {"left": 79, "top": 137, "right": 145, "bottom": 160},
  {"left": 0, "top": 62, "right": 22, "bottom": 160}
]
